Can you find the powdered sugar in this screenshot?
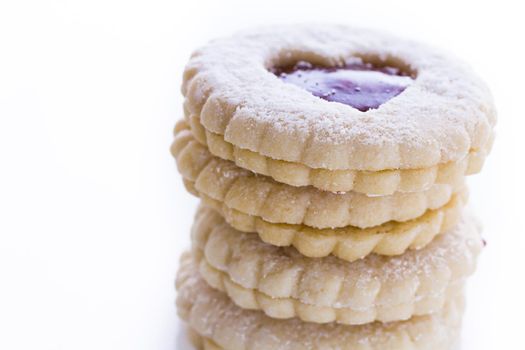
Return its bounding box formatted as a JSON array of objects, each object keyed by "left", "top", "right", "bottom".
[
  {"left": 183, "top": 25, "right": 496, "bottom": 171},
  {"left": 177, "top": 253, "right": 464, "bottom": 349},
  {"left": 193, "top": 207, "right": 482, "bottom": 312}
]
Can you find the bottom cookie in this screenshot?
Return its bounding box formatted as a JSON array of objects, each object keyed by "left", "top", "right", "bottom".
[{"left": 176, "top": 253, "right": 465, "bottom": 350}]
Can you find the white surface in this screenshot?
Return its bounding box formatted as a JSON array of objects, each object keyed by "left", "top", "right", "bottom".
[{"left": 0, "top": 1, "right": 523, "bottom": 349}]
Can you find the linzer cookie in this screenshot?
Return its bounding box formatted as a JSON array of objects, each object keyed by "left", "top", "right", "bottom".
[
  {"left": 177, "top": 253, "right": 465, "bottom": 350},
  {"left": 190, "top": 208, "right": 482, "bottom": 325},
  {"left": 207, "top": 192, "right": 466, "bottom": 261},
  {"left": 173, "top": 25, "right": 495, "bottom": 349},
  {"left": 173, "top": 120, "right": 467, "bottom": 260},
  {"left": 172, "top": 120, "right": 463, "bottom": 230},
  {"left": 181, "top": 25, "right": 496, "bottom": 194},
  {"left": 191, "top": 187, "right": 466, "bottom": 261}
]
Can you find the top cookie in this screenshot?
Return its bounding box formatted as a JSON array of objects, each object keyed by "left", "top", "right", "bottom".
[{"left": 183, "top": 25, "right": 496, "bottom": 172}]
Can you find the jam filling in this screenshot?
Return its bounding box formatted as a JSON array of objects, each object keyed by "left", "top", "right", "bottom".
[{"left": 273, "top": 60, "right": 414, "bottom": 112}]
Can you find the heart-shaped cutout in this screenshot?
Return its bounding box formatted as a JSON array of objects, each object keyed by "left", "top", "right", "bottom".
[{"left": 273, "top": 60, "right": 414, "bottom": 112}]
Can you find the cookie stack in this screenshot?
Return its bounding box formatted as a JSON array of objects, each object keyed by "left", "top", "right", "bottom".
[{"left": 172, "top": 25, "right": 496, "bottom": 349}]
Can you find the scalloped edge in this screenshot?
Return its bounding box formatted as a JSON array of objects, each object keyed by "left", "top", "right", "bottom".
[
  {"left": 189, "top": 211, "right": 481, "bottom": 323},
  {"left": 179, "top": 114, "right": 493, "bottom": 194},
  {"left": 172, "top": 130, "right": 462, "bottom": 228},
  {"left": 181, "top": 25, "right": 496, "bottom": 171},
  {"left": 196, "top": 189, "right": 466, "bottom": 261},
  {"left": 190, "top": 162, "right": 458, "bottom": 229},
  {"left": 196, "top": 253, "right": 465, "bottom": 324},
  {"left": 177, "top": 253, "right": 464, "bottom": 350}
]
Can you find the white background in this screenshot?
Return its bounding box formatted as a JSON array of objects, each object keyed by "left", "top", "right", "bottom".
[{"left": 0, "top": 0, "right": 523, "bottom": 349}]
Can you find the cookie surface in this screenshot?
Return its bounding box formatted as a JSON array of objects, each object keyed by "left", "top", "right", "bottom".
[
  {"left": 172, "top": 127, "right": 462, "bottom": 229},
  {"left": 177, "top": 253, "right": 464, "bottom": 350},
  {"left": 190, "top": 211, "right": 482, "bottom": 324},
  {"left": 182, "top": 25, "right": 496, "bottom": 172},
  {"left": 180, "top": 115, "right": 493, "bottom": 194},
  {"left": 196, "top": 188, "right": 465, "bottom": 261}
]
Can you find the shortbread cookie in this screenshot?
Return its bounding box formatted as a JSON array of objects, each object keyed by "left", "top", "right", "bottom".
[
  {"left": 172, "top": 127, "right": 462, "bottom": 230},
  {"left": 177, "top": 254, "right": 465, "bottom": 350},
  {"left": 181, "top": 114, "right": 493, "bottom": 194},
  {"left": 190, "top": 213, "right": 481, "bottom": 324},
  {"left": 181, "top": 26, "right": 496, "bottom": 180},
  {"left": 188, "top": 163, "right": 458, "bottom": 230},
  {"left": 197, "top": 187, "right": 465, "bottom": 261}
]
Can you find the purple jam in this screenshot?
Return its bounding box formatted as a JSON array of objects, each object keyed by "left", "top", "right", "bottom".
[{"left": 273, "top": 60, "right": 414, "bottom": 112}]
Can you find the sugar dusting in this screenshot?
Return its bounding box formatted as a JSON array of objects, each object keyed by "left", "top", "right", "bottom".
[
  {"left": 194, "top": 208, "right": 482, "bottom": 310},
  {"left": 183, "top": 25, "right": 496, "bottom": 170},
  {"left": 177, "top": 254, "right": 464, "bottom": 349}
]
